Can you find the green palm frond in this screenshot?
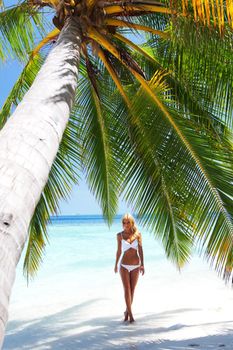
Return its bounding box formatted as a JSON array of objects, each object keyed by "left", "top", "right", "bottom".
[
  {"left": 126, "top": 77, "right": 233, "bottom": 274},
  {"left": 172, "top": 114, "right": 233, "bottom": 268},
  {"left": 136, "top": 40, "right": 231, "bottom": 143},
  {"left": 123, "top": 127, "right": 194, "bottom": 267},
  {"left": 116, "top": 11, "right": 169, "bottom": 43},
  {"left": 112, "top": 32, "right": 158, "bottom": 65},
  {"left": 0, "top": 2, "right": 48, "bottom": 61},
  {"left": 0, "top": 54, "right": 45, "bottom": 128},
  {"left": 76, "top": 60, "right": 123, "bottom": 222},
  {"left": 24, "top": 192, "right": 50, "bottom": 281},
  {"left": 155, "top": 17, "right": 233, "bottom": 130},
  {"left": 117, "top": 73, "right": 194, "bottom": 267}
]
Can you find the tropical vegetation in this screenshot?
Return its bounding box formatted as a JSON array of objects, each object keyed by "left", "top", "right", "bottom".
[{"left": 0, "top": 0, "right": 233, "bottom": 343}]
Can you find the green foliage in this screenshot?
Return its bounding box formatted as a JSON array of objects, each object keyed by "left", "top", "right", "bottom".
[
  {"left": 157, "top": 17, "right": 233, "bottom": 130},
  {"left": 0, "top": 2, "right": 48, "bottom": 61},
  {"left": 76, "top": 59, "right": 125, "bottom": 223},
  {"left": 0, "top": 55, "right": 45, "bottom": 127},
  {"left": 122, "top": 67, "right": 233, "bottom": 274}
]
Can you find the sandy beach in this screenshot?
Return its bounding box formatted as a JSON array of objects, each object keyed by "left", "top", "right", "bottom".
[
  {"left": 4, "top": 257, "right": 233, "bottom": 349},
  {"left": 3, "top": 217, "right": 233, "bottom": 349}
]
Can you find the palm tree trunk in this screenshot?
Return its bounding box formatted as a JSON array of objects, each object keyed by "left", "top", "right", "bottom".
[{"left": 0, "top": 17, "right": 81, "bottom": 345}]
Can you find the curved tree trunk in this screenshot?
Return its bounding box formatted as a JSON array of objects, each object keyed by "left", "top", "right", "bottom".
[{"left": 0, "top": 17, "right": 81, "bottom": 346}]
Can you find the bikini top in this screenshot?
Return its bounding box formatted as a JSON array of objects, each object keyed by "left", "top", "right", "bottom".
[{"left": 121, "top": 233, "right": 138, "bottom": 253}]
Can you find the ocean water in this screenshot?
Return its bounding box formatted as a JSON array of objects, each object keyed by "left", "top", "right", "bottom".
[
  {"left": 12, "top": 214, "right": 168, "bottom": 291},
  {"left": 15, "top": 214, "right": 168, "bottom": 277}
]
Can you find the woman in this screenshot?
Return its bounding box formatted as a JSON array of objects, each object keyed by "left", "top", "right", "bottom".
[{"left": 114, "top": 213, "right": 145, "bottom": 323}]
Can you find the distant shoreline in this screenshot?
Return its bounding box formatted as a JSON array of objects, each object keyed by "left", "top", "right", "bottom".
[
  {"left": 49, "top": 213, "right": 124, "bottom": 223},
  {"left": 50, "top": 213, "right": 128, "bottom": 220}
]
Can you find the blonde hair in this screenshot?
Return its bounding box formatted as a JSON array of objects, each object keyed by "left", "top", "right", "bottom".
[{"left": 122, "top": 213, "right": 138, "bottom": 235}]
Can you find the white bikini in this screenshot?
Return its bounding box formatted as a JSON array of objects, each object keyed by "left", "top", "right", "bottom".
[{"left": 121, "top": 233, "right": 141, "bottom": 272}]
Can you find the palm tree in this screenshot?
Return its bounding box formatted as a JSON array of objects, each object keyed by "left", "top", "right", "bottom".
[{"left": 0, "top": 0, "right": 233, "bottom": 344}]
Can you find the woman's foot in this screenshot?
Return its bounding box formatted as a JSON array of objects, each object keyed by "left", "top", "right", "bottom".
[
  {"left": 128, "top": 311, "right": 135, "bottom": 323},
  {"left": 124, "top": 311, "right": 129, "bottom": 322}
]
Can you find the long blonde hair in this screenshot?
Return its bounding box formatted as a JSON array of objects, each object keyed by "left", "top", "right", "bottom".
[{"left": 122, "top": 213, "right": 138, "bottom": 235}]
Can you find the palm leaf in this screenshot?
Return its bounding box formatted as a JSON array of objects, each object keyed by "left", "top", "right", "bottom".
[
  {"left": 0, "top": 2, "right": 48, "bottom": 61},
  {"left": 187, "top": 0, "right": 233, "bottom": 31},
  {"left": 126, "top": 77, "right": 233, "bottom": 275},
  {"left": 104, "top": 18, "right": 168, "bottom": 38},
  {"left": 0, "top": 54, "right": 45, "bottom": 128},
  {"left": 154, "top": 17, "right": 233, "bottom": 130},
  {"left": 76, "top": 60, "right": 123, "bottom": 222},
  {"left": 120, "top": 73, "right": 194, "bottom": 267}
]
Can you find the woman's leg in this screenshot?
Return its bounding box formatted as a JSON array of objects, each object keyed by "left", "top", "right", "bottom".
[
  {"left": 130, "top": 267, "right": 140, "bottom": 305},
  {"left": 129, "top": 268, "right": 140, "bottom": 322},
  {"left": 120, "top": 266, "right": 133, "bottom": 321}
]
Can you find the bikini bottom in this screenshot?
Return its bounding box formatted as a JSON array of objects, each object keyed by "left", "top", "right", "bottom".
[{"left": 121, "top": 264, "right": 140, "bottom": 272}]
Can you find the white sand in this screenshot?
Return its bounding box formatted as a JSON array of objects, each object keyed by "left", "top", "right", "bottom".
[{"left": 3, "top": 256, "right": 233, "bottom": 350}]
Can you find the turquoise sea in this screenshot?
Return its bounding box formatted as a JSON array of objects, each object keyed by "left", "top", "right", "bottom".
[{"left": 15, "top": 214, "right": 169, "bottom": 281}]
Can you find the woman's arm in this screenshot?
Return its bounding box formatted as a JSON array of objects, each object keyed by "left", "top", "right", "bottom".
[
  {"left": 114, "top": 233, "right": 122, "bottom": 273},
  {"left": 138, "top": 232, "right": 145, "bottom": 275}
]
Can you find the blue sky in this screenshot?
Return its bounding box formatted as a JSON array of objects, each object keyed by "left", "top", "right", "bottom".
[{"left": 0, "top": 54, "right": 132, "bottom": 215}]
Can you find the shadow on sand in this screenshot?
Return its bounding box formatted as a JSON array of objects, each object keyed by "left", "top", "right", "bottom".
[{"left": 3, "top": 299, "right": 233, "bottom": 350}]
